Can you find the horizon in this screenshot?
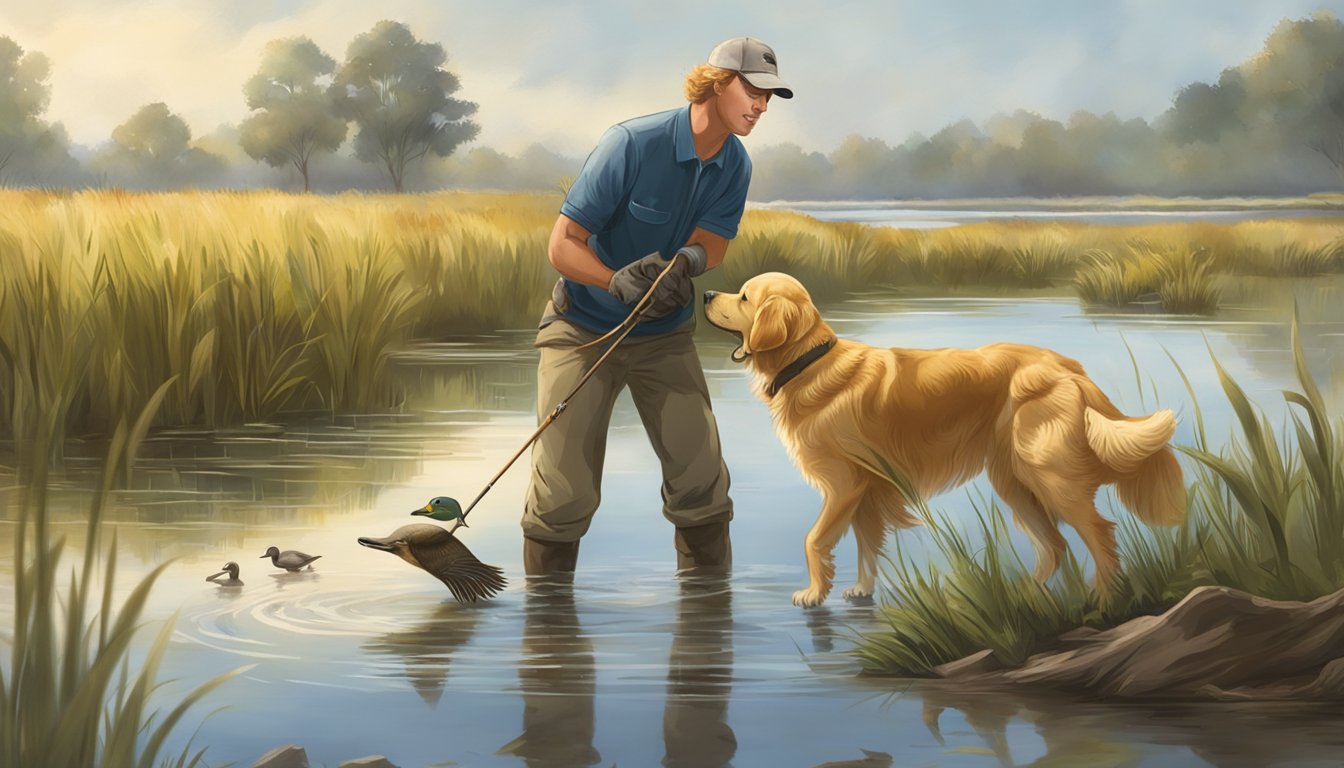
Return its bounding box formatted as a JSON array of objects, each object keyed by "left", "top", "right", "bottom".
[{"left": 5, "top": 1, "right": 1343, "bottom": 159}]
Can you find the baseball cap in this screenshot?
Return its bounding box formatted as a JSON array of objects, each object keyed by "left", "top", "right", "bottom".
[{"left": 707, "top": 37, "right": 793, "bottom": 99}]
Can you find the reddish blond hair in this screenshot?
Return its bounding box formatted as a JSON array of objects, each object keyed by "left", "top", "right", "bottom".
[{"left": 683, "top": 64, "right": 738, "bottom": 104}]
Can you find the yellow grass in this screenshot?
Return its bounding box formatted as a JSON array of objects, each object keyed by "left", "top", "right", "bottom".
[{"left": 1, "top": 189, "right": 1340, "bottom": 439}]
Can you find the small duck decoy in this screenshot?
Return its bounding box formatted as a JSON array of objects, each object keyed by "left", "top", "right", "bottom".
[
  {"left": 358, "top": 524, "right": 506, "bottom": 603},
  {"left": 260, "top": 546, "right": 322, "bottom": 572},
  {"left": 205, "top": 561, "right": 244, "bottom": 587}
]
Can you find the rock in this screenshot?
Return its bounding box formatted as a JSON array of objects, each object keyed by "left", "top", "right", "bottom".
[
  {"left": 251, "top": 744, "right": 309, "bottom": 768},
  {"left": 937, "top": 585, "right": 1344, "bottom": 700},
  {"left": 339, "top": 757, "right": 400, "bottom": 768}
]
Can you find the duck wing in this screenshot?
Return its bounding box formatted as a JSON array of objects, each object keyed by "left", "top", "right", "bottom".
[{"left": 408, "top": 527, "right": 507, "bottom": 603}]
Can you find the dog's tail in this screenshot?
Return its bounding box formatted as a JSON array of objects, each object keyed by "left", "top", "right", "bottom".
[{"left": 1082, "top": 399, "right": 1186, "bottom": 526}]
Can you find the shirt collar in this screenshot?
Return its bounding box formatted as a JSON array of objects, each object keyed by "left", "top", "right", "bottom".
[{"left": 674, "top": 105, "right": 727, "bottom": 168}]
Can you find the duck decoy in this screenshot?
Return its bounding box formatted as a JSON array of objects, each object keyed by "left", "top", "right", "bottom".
[
  {"left": 358, "top": 524, "right": 506, "bottom": 603},
  {"left": 260, "top": 546, "right": 322, "bottom": 572},
  {"left": 205, "top": 561, "right": 244, "bottom": 587},
  {"left": 412, "top": 496, "right": 467, "bottom": 527}
]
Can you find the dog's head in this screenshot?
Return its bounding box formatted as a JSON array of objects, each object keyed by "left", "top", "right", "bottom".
[{"left": 704, "top": 272, "right": 828, "bottom": 369}]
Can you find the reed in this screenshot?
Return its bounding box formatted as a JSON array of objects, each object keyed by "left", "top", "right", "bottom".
[
  {"left": 1, "top": 190, "right": 1340, "bottom": 444},
  {"left": 0, "top": 311, "right": 243, "bottom": 765},
  {"left": 1174, "top": 309, "right": 1344, "bottom": 598},
  {"left": 1073, "top": 239, "right": 1221, "bottom": 313},
  {"left": 0, "top": 190, "right": 557, "bottom": 439},
  {"left": 855, "top": 310, "right": 1344, "bottom": 675}
]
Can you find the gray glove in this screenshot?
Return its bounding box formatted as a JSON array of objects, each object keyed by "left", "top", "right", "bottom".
[
  {"left": 644, "top": 256, "right": 693, "bottom": 319},
  {"left": 607, "top": 251, "right": 667, "bottom": 305},
  {"left": 607, "top": 246, "right": 707, "bottom": 320}
]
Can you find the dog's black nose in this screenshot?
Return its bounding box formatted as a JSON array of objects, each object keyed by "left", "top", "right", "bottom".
[{"left": 703, "top": 290, "right": 718, "bottom": 304}]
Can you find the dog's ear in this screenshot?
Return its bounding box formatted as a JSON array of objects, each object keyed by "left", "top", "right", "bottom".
[{"left": 746, "top": 295, "right": 798, "bottom": 354}]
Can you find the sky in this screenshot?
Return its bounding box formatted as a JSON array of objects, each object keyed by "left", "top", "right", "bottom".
[{"left": 3, "top": 0, "right": 1343, "bottom": 158}]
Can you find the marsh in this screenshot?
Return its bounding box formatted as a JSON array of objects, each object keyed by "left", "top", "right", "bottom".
[{"left": 2, "top": 275, "right": 1342, "bottom": 766}]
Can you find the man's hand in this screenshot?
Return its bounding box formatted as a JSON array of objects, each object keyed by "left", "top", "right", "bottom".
[
  {"left": 607, "top": 251, "right": 693, "bottom": 320},
  {"left": 643, "top": 256, "right": 692, "bottom": 319},
  {"left": 607, "top": 251, "right": 666, "bottom": 304}
]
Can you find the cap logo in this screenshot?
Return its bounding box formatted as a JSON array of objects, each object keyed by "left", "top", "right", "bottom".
[{"left": 763, "top": 52, "right": 776, "bottom": 66}]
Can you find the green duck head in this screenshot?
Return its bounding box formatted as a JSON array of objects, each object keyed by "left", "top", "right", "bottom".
[{"left": 412, "top": 496, "right": 465, "bottom": 522}]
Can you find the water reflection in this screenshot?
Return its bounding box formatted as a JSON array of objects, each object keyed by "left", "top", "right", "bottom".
[
  {"left": 498, "top": 581, "right": 602, "bottom": 767},
  {"left": 2, "top": 284, "right": 1344, "bottom": 765},
  {"left": 363, "top": 602, "right": 485, "bottom": 708},
  {"left": 917, "top": 685, "right": 1344, "bottom": 767},
  {"left": 813, "top": 749, "right": 894, "bottom": 767},
  {"left": 664, "top": 576, "right": 736, "bottom": 768}
]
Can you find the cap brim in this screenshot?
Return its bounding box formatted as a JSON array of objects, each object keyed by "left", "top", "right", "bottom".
[{"left": 740, "top": 71, "right": 793, "bottom": 99}]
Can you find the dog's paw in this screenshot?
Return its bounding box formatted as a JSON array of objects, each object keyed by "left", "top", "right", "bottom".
[
  {"left": 792, "top": 587, "right": 827, "bottom": 608},
  {"left": 842, "top": 585, "right": 874, "bottom": 601}
]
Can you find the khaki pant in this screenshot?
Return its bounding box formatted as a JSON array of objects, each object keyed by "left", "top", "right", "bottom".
[{"left": 521, "top": 309, "right": 733, "bottom": 542}]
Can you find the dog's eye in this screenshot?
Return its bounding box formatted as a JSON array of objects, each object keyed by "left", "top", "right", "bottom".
[{"left": 740, "top": 294, "right": 748, "bottom": 302}]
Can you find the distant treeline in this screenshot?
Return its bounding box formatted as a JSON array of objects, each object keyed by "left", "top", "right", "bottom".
[{"left": 1, "top": 13, "right": 1341, "bottom": 198}]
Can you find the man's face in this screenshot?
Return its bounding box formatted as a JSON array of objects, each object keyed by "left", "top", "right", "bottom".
[{"left": 714, "top": 75, "right": 771, "bottom": 137}]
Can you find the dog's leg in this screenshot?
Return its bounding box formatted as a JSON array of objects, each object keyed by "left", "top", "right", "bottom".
[
  {"left": 1029, "top": 477, "right": 1118, "bottom": 604},
  {"left": 795, "top": 480, "right": 865, "bottom": 608},
  {"left": 1070, "top": 505, "right": 1120, "bottom": 604},
  {"left": 843, "top": 483, "right": 913, "bottom": 600},
  {"left": 844, "top": 502, "right": 885, "bottom": 601},
  {"left": 988, "top": 459, "right": 1067, "bottom": 584},
  {"left": 1009, "top": 379, "right": 1120, "bottom": 604}
]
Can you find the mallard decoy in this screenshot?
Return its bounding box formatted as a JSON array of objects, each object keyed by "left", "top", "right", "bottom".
[
  {"left": 260, "top": 546, "right": 322, "bottom": 572},
  {"left": 205, "top": 561, "right": 244, "bottom": 587},
  {"left": 412, "top": 496, "right": 467, "bottom": 526},
  {"left": 358, "top": 524, "right": 506, "bottom": 602}
]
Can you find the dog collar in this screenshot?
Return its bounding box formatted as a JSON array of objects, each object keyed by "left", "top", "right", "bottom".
[{"left": 767, "top": 338, "right": 835, "bottom": 398}]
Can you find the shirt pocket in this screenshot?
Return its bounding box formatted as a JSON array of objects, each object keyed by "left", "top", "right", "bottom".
[{"left": 627, "top": 199, "right": 671, "bottom": 225}]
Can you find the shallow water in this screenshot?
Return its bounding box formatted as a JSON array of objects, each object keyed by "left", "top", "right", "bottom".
[{"left": 3, "top": 281, "right": 1344, "bottom": 767}]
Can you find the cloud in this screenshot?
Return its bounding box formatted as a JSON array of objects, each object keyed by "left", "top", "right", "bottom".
[{"left": 3, "top": 0, "right": 1342, "bottom": 156}]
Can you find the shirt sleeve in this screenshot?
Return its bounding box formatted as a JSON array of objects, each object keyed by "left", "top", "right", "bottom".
[
  {"left": 560, "top": 125, "right": 637, "bottom": 234},
  {"left": 695, "top": 154, "right": 752, "bottom": 240}
]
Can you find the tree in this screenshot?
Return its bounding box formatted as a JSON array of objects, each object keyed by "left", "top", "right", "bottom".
[
  {"left": 0, "top": 36, "right": 78, "bottom": 185},
  {"left": 1241, "top": 13, "right": 1344, "bottom": 180},
  {"left": 1157, "top": 12, "right": 1344, "bottom": 186},
  {"left": 1163, "top": 71, "right": 1247, "bottom": 146},
  {"left": 239, "top": 36, "right": 347, "bottom": 192},
  {"left": 750, "top": 142, "right": 830, "bottom": 201},
  {"left": 331, "top": 21, "right": 479, "bottom": 192},
  {"left": 94, "top": 102, "right": 225, "bottom": 188},
  {"left": 108, "top": 102, "right": 190, "bottom": 171},
  {"left": 829, "top": 135, "right": 896, "bottom": 198}
]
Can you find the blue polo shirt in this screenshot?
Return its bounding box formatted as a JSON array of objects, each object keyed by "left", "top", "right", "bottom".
[{"left": 557, "top": 105, "right": 752, "bottom": 335}]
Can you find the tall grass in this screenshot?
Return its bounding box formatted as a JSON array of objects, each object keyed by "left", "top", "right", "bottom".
[
  {"left": 1173, "top": 308, "right": 1344, "bottom": 599},
  {"left": 855, "top": 310, "right": 1344, "bottom": 675},
  {"left": 0, "top": 300, "right": 243, "bottom": 765},
  {"left": 1, "top": 190, "right": 1340, "bottom": 443},
  {"left": 726, "top": 213, "right": 1341, "bottom": 310},
  {"left": 1073, "top": 240, "right": 1221, "bottom": 313},
  {"left": 0, "top": 190, "right": 555, "bottom": 439}
]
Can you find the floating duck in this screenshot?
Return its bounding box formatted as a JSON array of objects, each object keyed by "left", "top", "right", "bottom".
[
  {"left": 205, "top": 561, "right": 244, "bottom": 587},
  {"left": 259, "top": 546, "right": 322, "bottom": 572},
  {"left": 358, "top": 524, "right": 506, "bottom": 602}
]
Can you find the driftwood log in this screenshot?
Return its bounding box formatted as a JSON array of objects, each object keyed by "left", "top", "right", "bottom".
[{"left": 933, "top": 585, "right": 1344, "bottom": 700}]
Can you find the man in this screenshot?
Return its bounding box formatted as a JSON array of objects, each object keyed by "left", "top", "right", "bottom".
[{"left": 521, "top": 37, "right": 792, "bottom": 578}]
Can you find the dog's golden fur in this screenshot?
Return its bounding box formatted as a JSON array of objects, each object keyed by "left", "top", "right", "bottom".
[{"left": 704, "top": 272, "right": 1186, "bottom": 607}]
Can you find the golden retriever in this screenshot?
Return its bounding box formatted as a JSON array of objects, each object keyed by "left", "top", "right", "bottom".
[{"left": 704, "top": 272, "right": 1186, "bottom": 607}]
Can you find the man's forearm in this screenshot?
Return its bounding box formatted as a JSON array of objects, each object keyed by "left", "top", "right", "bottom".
[
  {"left": 552, "top": 234, "right": 616, "bottom": 289},
  {"left": 549, "top": 215, "right": 615, "bottom": 289},
  {"left": 683, "top": 227, "right": 730, "bottom": 272}
]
